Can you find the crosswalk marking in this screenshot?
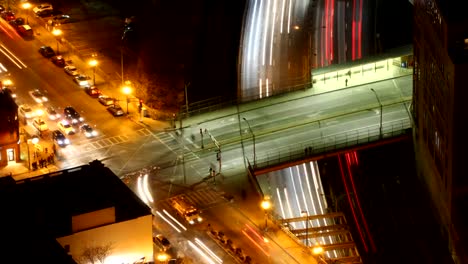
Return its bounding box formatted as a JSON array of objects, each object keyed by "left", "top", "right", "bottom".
[{"left": 159, "top": 187, "right": 226, "bottom": 210}]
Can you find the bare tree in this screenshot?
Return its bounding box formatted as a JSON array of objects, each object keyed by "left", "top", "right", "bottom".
[{"left": 79, "top": 242, "right": 114, "bottom": 264}]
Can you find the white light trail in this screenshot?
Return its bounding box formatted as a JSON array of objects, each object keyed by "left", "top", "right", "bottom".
[
  {"left": 137, "top": 176, "right": 149, "bottom": 205},
  {"left": 266, "top": 78, "right": 270, "bottom": 97},
  {"left": 0, "top": 63, "right": 7, "bottom": 72},
  {"left": 0, "top": 44, "right": 27, "bottom": 69},
  {"left": 284, "top": 187, "right": 296, "bottom": 229},
  {"left": 156, "top": 211, "right": 182, "bottom": 233},
  {"left": 280, "top": 0, "right": 286, "bottom": 34},
  {"left": 163, "top": 209, "right": 187, "bottom": 231},
  {"left": 276, "top": 187, "right": 287, "bottom": 219},
  {"left": 195, "top": 238, "right": 223, "bottom": 264},
  {"left": 188, "top": 240, "right": 218, "bottom": 264},
  {"left": 269, "top": 0, "right": 277, "bottom": 66},
  {"left": 262, "top": 0, "right": 271, "bottom": 66},
  {"left": 247, "top": 0, "right": 259, "bottom": 63},
  {"left": 259, "top": 78, "right": 263, "bottom": 98},
  {"left": 142, "top": 174, "right": 154, "bottom": 203},
  {"left": 287, "top": 0, "right": 293, "bottom": 34}
]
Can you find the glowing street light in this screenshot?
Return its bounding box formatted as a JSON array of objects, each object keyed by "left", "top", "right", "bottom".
[
  {"left": 156, "top": 252, "right": 169, "bottom": 263},
  {"left": 312, "top": 242, "right": 324, "bottom": 255},
  {"left": 122, "top": 84, "right": 132, "bottom": 114},
  {"left": 52, "top": 28, "right": 62, "bottom": 54},
  {"left": 88, "top": 58, "right": 98, "bottom": 85},
  {"left": 21, "top": 2, "right": 31, "bottom": 24},
  {"left": 260, "top": 198, "right": 272, "bottom": 230}
]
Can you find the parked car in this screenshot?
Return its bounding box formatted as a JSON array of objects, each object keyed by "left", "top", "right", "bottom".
[
  {"left": 2, "top": 87, "right": 16, "bottom": 100},
  {"left": 153, "top": 234, "right": 171, "bottom": 251},
  {"left": 35, "top": 9, "right": 54, "bottom": 18},
  {"left": 0, "top": 5, "right": 5, "bottom": 13},
  {"left": 33, "top": 3, "right": 53, "bottom": 14},
  {"left": 46, "top": 106, "right": 61, "bottom": 120},
  {"left": 64, "top": 65, "right": 79, "bottom": 76},
  {"left": 9, "top": 17, "right": 25, "bottom": 29},
  {"left": 64, "top": 106, "right": 84, "bottom": 124},
  {"left": 47, "top": 14, "right": 71, "bottom": 26},
  {"left": 32, "top": 118, "right": 48, "bottom": 132},
  {"left": 17, "top": 24, "right": 33, "bottom": 38},
  {"left": 52, "top": 130, "right": 69, "bottom": 147},
  {"left": 107, "top": 105, "right": 124, "bottom": 117},
  {"left": 84, "top": 86, "right": 101, "bottom": 98},
  {"left": 80, "top": 124, "right": 98, "bottom": 138},
  {"left": 51, "top": 55, "right": 66, "bottom": 67},
  {"left": 1, "top": 11, "right": 15, "bottom": 21},
  {"left": 98, "top": 95, "right": 116, "bottom": 106},
  {"left": 29, "top": 89, "right": 48, "bottom": 103},
  {"left": 74, "top": 74, "right": 91, "bottom": 86},
  {"left": 39, "top": 46, "right": 55, "bottom": 58}
]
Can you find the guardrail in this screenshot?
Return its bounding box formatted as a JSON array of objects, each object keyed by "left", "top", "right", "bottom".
[{"left": 253, "top": 117, "right": 412, "bottom": 170}]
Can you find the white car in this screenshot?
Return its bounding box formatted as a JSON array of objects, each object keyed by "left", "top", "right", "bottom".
[
  {"left": 46, "top": 106, "right": 61, "bottom": 120},
  {"left": 29, "top": 89, "right": 48, "bottom": 103},
  {"left": 64, "top": 65, "right": 79, "bottom": 76},
  {"left": 74, "top": 75, "right": 91, "bottom": 86},
  {"left": 32, "top": 118, "right": 48, "bottom": 132},
  {"left": 19, "top": 104, "right": 35, "bottom": 119},
  {"left": 33, "top": 3, "right": 53, "bottom": 14},
  {"left": 57, "top": 120, "right": 75, "bottom": 135}
]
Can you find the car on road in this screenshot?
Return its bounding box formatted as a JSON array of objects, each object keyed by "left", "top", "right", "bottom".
[
  {"left": 1, "top": 11, "right": 15, "bottom": 21},
  {"left": 64, "top": 106, "right": 84, "bottom": 124},
  {"left": 153, "top": 234, "right": 171, "bottom": 251},
  {"left": 19, "top": 104, "right": 35, "bottom": 119},
  {"left": 52, "top": 130, "right": 69, "bottom": 147},
  {"left": 17, "top": 24, "right": 33, "bottom": 38},
  {"left": 9, "top": 17, "right": 25, "bottom": 29},
  {"left": 32, "top": 118, "right": 48, "bottom": 132},
  {"left": 39, "top": 46, "right": 55, "bottom": 58},
  {"left": 98, "top": 95, "right": 115, "bottom": 106},
  {"left": 47, "top": 14, "right": 71, "bottom": 26},
  {"left": 29, "top": 89, "right": 48, "bottom": 103},
  {"left": 80, "top": 124, "right": 98, "bottom": 138},
  {"left": 51, "top": 55, "right": 66, "bottom": 67},
  {"left": 33, "top": 3, "right": 53, "bottom": 14},
  {"left": 46, "top": 106, "right": 61, "bottom": 120},
  {"left": 107, "top": 105, "right": 124, "bottom": 117},
  {"left": 64, "top": 65, "right": 79, "bottom": 76},
  {"left": 57, "top": 120, "right": 75, "bottom": 135},
  {"left": 74, "top": 74, "right": 91, "bottom": 86},
  {"left": 84, "top": 86, "right": 101, "bottom": 98}
]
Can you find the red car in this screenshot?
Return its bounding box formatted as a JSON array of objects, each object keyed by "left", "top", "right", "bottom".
[
  {"left": 84, "top": 86, "right": 101, "bottom": 98},
  {"left": 51, "top": 55, "right": 65, "bottom": 67},
  {"left": 1, "top": 11, "right": 15, "bottom": 21}
]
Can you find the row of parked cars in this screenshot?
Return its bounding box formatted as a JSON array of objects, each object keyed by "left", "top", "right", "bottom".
[{"left": 38, "top": 45, "right": 126, "bottom": 117}]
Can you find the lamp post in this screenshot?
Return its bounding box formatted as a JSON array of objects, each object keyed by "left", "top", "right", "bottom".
[
  {"left": 242, "top": 117, "right": 256, "bottom": 168},
  {"left": 27, "top": 136, "right": 39, "bottom": 170},
  {"left": 370, "top": 88, "right": 383, "bottom": 139},
  {"left": 301, "top": 210, "right": 309, "bottom": 247},
  {"left": 260, "top": 198, "right": 271, "bottom": 230},
  {"left": 52, "top": 28, "right": 62, "bottom": 54},
  {"left": 122, "top": 84, "right": 132, "bottom": 114},
  {"left": 88, "top": 58, "right": 98, "bottom": 86},
  {"left": 21, "top": 2, "right": 31, "bottom": 24}
]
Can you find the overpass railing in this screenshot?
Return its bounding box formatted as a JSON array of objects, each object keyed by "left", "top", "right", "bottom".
[{"left": 253, "top": 117, "right": 412, "bottom": 170}]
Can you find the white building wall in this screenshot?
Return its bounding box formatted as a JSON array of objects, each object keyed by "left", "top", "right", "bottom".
[{"left": 57, "top": 215, "right": 153, "bottom": 264}]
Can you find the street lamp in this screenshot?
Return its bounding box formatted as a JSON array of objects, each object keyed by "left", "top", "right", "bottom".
[
  {"left": 88, "top": 58, "right": 98, "bottom": 85},
  {"left": 156, "top": 252, "right": 169, "bottom": 263},
  {"left": 301, "top": 210, "right": 309, "bottom": 247},
  {"left": 312, "top": 243, "right": 328, "bottom": 264},
  {"left": 21, "top": 2, "right": 31, "bottom": 24},
  {"left": 242, "top": 117, "right": 256, "bottom": 168},
  {"left": 52, "top": 28, "right": 62, "bottom": 54},
  {"left": 370, "top": 88, "right": 383, "bottom": 139},
  {"left": 122, "top": 84, "right": 132, "bottom": 114},
  {"left": 260, "top": 198, "right": 271, "bottom": 230},
  {"left": 27, "top": 136, "right": 39, "bottom": 170}
]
